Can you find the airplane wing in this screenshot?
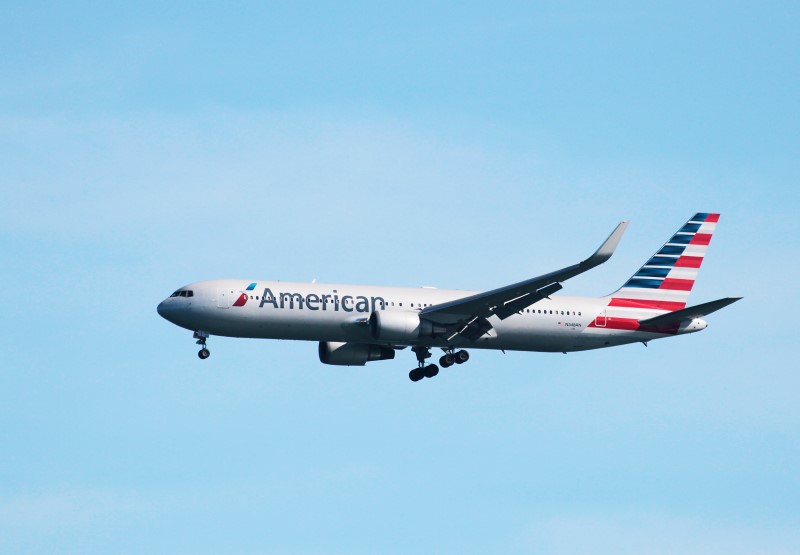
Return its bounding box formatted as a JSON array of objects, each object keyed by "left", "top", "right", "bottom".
[{"left": 420, "top": 221, "right": 629, "bottom": 340}]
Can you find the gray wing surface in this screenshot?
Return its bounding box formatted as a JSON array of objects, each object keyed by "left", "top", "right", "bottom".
[{"left": 419, "top": 221, "right": 628, "bottom": 339}]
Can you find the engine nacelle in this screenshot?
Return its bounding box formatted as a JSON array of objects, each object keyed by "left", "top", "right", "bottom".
[
  {"left": 368, "top": 310, "right": 447, "bottom": 342},
  {"left": 318, "top": 341, "right": 396, "bottom": 366}
]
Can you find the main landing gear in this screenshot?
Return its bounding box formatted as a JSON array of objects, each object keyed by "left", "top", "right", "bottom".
[
  {"left": 194, "top": 330, "right": 210, "bottom": 359},
  {"left": 439, "top": 349, "right": 469, "bottom": 368},
  {"left": 408, "top": 347, "right": 470, "bottom": 381}
]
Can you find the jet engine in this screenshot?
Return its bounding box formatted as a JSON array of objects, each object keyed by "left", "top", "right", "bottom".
[
  {"left": 318, "top": 341, "right": 396, "bottom": 366},
  {"left": 368, "top": 310, "right": 447, "bottom": 342}
]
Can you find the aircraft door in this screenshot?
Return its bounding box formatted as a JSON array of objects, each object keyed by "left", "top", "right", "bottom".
[
  {"left": 217, "top": 288, "right": 233, "bottom": 308},
  {"left": 594, "top": 309, "right": 607, "bottom": 328}
]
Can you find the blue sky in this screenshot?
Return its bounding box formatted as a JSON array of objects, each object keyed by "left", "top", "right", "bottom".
[{"left": 1, "top": 2, "right": 798, "bottom": 553}]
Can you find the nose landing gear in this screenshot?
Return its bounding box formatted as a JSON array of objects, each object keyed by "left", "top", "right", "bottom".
[{"left": 194, "top": 330, "right": 210, "bottom": 359}]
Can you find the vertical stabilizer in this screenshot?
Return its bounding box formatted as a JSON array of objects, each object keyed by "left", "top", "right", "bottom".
[{"left": 606, "top": 213, "right": 720, "bottom": 315}]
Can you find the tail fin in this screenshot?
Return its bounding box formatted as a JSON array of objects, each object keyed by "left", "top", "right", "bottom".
[{"left": 607, "top": 212, "right": 720, "bottom": 312}]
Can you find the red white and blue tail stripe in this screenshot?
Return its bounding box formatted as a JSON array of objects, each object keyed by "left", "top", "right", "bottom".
[{"left": 606, "top": 212, "right": 720, "bottom": 316}]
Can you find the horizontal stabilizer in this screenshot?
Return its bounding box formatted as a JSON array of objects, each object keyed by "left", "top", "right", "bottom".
[{"left": 638, "top": 297, "right": 742, "bottom": 328}]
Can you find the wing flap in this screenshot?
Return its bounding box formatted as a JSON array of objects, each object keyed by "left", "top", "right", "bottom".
[{"left": 447, "top": 316, "right": 495, "bottom": 342}]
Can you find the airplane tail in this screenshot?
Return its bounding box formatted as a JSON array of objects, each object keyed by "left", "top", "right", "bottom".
[
  {"left": 637, "top": 296, "right": 742, "bottom": 333},
  {"left": 606, "top": 212, "right": 720, "bottom": 314}
]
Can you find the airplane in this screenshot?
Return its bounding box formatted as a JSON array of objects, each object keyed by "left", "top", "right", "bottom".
[{"left": 157, "top": 213, "right": 741, "bottom": 381}]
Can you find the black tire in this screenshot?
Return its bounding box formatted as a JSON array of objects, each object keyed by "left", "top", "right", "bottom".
[
  {"left": 439, "top": 354, "right": 454, "bottom": 368},
  {"left": 424, "top": 364, "right": 439, "bottom": 378},
  {"left": 198, "top": 348, "right": 210, "bottom": 360},
  {"left": 455, "top": 350, "right": 469, "bottom": 364},
  {"left": 409, "top": 368, "right": 424, "bottom": 382}
]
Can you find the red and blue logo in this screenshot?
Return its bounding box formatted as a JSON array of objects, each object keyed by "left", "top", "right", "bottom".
[{"left": 232, "top": 282, "right": 257, "bottom": 307}]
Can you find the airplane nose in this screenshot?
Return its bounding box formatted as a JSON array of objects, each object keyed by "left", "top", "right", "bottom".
[{"left": 157, "top": 300, "right": 171, "bottom": 319}]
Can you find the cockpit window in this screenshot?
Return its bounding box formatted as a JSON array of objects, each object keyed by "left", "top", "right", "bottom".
[
  {"left": 170, "top": 290, "right": 194, "bottom": 298},
  {"left": 170, "top": 290, "right": 180, "bottom": 297}
]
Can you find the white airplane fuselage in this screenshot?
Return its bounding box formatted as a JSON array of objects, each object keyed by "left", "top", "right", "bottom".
[{"left": 157, "top": 279, "right": 702, "bottom": 353}]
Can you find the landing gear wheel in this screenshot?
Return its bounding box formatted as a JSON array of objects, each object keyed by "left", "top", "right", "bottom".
[
  {"left": 454, "top": 350, "right": 469, "bottom": 364},
  {"left": 194, "top": 331, "right": 211, "bottom": 360},
  {"left": 439, "top": 354, "right": 454, "bottom": 368},
  {"left": 409, "top": 346, "right": 435, "bottom": 382},
  {"left": 424, "top": 364, "right": 440, "bottom": 378}
]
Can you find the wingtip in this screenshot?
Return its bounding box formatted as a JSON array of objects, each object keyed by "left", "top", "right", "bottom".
[
  {"left": 580, "top": 220, "right": 629, "bottom": 268},
  {"left": 595, "top": 220, "right": 629, "bottom": 258}
]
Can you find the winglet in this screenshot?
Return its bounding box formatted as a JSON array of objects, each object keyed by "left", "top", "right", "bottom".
[{"left": 581, "top": 220, "right": 629, "bottom": 268}]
